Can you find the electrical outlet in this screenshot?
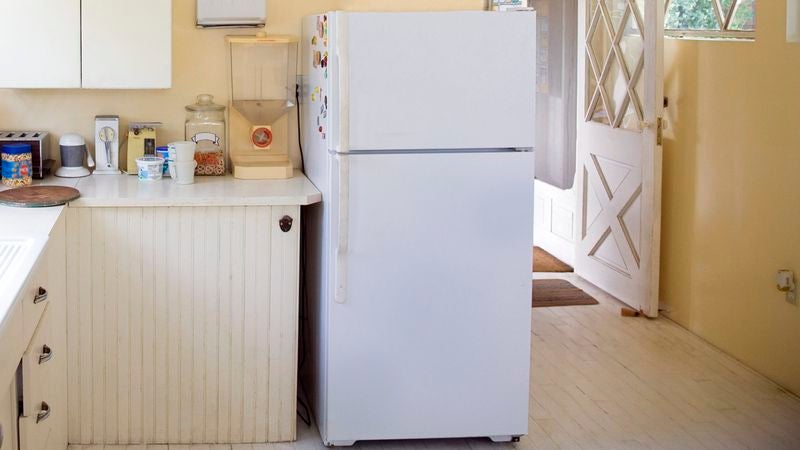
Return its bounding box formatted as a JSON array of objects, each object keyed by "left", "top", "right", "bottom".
[{"left": 776, "top": 269, "right": 797, "bottom": 305}]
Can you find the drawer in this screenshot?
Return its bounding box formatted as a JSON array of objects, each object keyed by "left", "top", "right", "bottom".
[
  {"left": 20, "top": 307, "right": 54, "bottom": 418},
  {"left": 19, "top": 308, "right": 60, "bottom": 450},
  {"left": 21, "top": 264, "right": 49, "bottom": 342}
]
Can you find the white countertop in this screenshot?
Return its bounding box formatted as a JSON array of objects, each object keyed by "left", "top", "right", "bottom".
[
  {"left": 0, "top": 178, "right": 70, "bottom": 311},
  {"left": 70, "top": 170, "right": 322, "bottom": 208}
]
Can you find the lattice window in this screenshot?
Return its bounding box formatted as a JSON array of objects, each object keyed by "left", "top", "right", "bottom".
[
  {"left": 585, "top": 0, "right": 646, "bottom": 130},
  {"left": 665, "top": 0, "right": 756, "bottom": 40}
]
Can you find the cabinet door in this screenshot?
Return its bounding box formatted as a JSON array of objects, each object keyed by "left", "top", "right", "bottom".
[
  {"left": 0, "top": 0, "right": 82, "bottom": 88},
  {"left": 81, "top": 0, "right": 172, "bottom": 89},
  {"left": 19, "top": 215, "right": 66, "bottom": 450},
  {"left": 18, "top": 309, "right": 64, "bottom": 450}
]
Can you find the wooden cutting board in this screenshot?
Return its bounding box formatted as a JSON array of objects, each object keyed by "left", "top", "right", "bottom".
[{"left": 0, "top": 186, "right": 80, "bottom": 207}]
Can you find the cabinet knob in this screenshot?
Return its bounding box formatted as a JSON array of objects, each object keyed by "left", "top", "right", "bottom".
[
  {"left": 33, "top": 287, "right": 48, "bottom": 304},
  {"left": 39, "top": 344, "right": 53, "bottom": 365},
  {"left": 36, "top": 402, "right": 50, "bottom": 423},
  {"left": 279, "top": 215, "right": 294, "bottom": 232}
]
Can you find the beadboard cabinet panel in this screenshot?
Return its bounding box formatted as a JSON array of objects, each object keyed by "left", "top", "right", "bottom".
[{"left": 65, "top": 206, "right": 300, "bottom": 445}]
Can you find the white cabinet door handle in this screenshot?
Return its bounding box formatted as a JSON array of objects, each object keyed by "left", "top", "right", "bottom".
[
  {"left": 36, "top": 402, "right": 50, "bottom": 424},
  {"left": 38, "top": 345, "right": 53, "bottom": 365},
  {"left": 33, "top": 287, "right": 48, "bottom": 304}
]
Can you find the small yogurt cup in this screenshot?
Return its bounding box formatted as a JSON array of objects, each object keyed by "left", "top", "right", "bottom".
[{"left": 136, "top": 156, "right": 166, "bottom": 181}]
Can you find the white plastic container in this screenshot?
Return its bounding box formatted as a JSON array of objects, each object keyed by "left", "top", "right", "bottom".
[{"left": 136, "top": 156, "right": 165, "bottom": 181}]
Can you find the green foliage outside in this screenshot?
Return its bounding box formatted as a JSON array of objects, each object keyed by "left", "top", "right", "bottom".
[{"left": 665, "top": 0, "right": 756, "bottom": 31}]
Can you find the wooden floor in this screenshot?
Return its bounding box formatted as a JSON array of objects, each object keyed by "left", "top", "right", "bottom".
[{"left": 69, "top": 273, "right": 800, "bottom": 449}]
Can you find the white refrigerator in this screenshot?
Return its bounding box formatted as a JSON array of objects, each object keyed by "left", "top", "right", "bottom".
[{"left": 301, "top": 11, "right": 536, "bottom": 446}]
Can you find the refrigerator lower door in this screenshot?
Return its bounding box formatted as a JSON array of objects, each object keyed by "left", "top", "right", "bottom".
[{"left": 324, "top": 151, "right": 534, "bottom": 445}]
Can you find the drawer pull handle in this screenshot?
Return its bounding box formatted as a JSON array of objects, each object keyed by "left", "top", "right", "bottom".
[
  {"left": 33, "top": 287, "right": 48, "bottom": 304},
  {"left": 36, "top": 402, "right": 50, "bottom": 423},
  {"left": 38, "top": 345, "right": 53, "bottom": 365}
]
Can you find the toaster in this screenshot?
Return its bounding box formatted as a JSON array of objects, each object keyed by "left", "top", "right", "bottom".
[{"left": 0, "top": 131, "right": 53, "bottom": 179}]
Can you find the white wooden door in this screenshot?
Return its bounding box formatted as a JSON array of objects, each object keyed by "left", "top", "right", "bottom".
[
  {"left": 0, "top": 0, "right": 81, "bottom": 88},
  {"left": 575, "top": 0, "right": 664, "bottom": 317},
  {"left": 81, "top": 0, "right": 172, "bottom": 89}
]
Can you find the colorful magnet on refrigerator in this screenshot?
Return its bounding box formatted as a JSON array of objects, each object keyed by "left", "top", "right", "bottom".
[
  {"left": 311, "top": 36, "right": 318, "bottom": 46},
  {"left": 321, "top": 52, "right": 328, "bottom": 68},
  {"left": 313, "top": 51, "right": 321, "bottom": 68}
]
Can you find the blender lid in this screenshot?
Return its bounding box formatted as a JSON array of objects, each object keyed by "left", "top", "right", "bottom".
[
  {"left": 186, "top": 94, "right": 226, "bottom": 112},
  {"left": 59, "top": 133, "right": 86, "bottom": 147}
]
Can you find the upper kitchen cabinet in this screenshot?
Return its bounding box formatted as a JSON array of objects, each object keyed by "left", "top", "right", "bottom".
[
  {"left": 81, "top": 0, "right": 172, "bottom": 89},
  {"left": 0, "top": 0, "right": 171, "bottom": 89},
  {"left": 0, "top": 0, "right": 82, "bottom": 88}
]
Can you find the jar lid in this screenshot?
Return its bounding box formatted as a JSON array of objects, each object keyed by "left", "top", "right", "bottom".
[
  {"left": 186, "top": 94, "right": 225, "bottom": 112},
  {"left": 2, "top": 143, "right": 32, "bottom": 155}
]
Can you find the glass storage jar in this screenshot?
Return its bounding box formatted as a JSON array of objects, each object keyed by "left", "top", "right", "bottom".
[{"left": 186, "top": 94, "right": 226, "bottom": 175}]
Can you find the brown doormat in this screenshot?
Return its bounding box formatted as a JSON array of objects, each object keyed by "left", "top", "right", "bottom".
[
  {"left": 532, "top": 279, "right": 599, "bottom": 308},
  {"left": 533, "top": 246, "right": 574, "bottom": 273}
]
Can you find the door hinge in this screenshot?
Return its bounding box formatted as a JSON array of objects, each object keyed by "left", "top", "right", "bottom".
[{"left": 656, "top": 117, "right": 664, "bottom": 146}]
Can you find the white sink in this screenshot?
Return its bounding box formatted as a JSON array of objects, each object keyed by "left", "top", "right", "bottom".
[
  {"left": 0, "top": 238, "right": 33, "bottom": 283},
  {"left": 0, "top": 237, "right": 47, "bottom": 325}
]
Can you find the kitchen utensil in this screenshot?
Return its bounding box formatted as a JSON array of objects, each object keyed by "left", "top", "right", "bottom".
[
  {"left": 0, "top": 131, "right": 53, "bottom": 179},
  {"left": 56, "top": 134, "right": 94, "bottom": 178},
  {"left": 99, "top": 127, "right": 114, "bottom": 167},
  {"left": 94, "top": 116, "right": 121, "bottom": 175},
  {"left": 136, "top": 156, "right": 165, "bottom": 181},
  {"left": 1, "top": 143, "right": 33, "bottom": 187},
  {"left": 186, "top": 94, "right": 226, "bottom": 176},
  {"left": 169, "top": 160, "right": 197, "bottom": 185},
  {"left": 167, "top": 141, "right": 196, "bottom": 162},
  {"left": 0, "top": 186, "right": 80, "bottom": 207}
]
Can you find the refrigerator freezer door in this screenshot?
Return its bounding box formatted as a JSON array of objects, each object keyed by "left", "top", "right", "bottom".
[
  {"left": 324, "top": 151, "right": 534, "bottom": 444},
  {"left": 336, "top": 12, "right": 537, "bottom": 152}
]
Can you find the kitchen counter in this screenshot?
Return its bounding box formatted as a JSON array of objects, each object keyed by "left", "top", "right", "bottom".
[
  {"left": 70, "top": 170, "right": 321, "bottom": 207},
  {"left": 0, "top": 170, "right": 321, "bottom": 379}
]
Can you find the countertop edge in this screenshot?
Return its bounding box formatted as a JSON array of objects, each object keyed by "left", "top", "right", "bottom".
[{"left": 67, "top": 192, "right": 323, "bottom": 208}]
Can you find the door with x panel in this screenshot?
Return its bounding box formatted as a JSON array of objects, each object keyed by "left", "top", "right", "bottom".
[{"left": 575, "top": 0, "right": 664, "bottom": 317}]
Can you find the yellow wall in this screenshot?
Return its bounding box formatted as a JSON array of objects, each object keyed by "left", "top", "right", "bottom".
[
  {"left": 0, "top": 0, "right": 484, "bottom": 167},
  {"left": 661, "top": 1, "right": 800, "bottom": 394}
]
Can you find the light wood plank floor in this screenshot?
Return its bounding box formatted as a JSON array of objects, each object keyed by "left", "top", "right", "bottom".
[{"left": 69, "top": 273, "right": 800, "bottom": 450}]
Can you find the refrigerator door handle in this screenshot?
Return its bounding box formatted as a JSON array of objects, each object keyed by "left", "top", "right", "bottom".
[
  {"left": 335, "top": 154, "right": 350, "bottom": 304},
  {"left": 335, "top": 15, "right": 351, "bottom": 305}
]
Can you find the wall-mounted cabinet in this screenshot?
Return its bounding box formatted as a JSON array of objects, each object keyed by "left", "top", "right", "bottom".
[{"left": 0, "top": 0, "right": 172, "bottom": 89}]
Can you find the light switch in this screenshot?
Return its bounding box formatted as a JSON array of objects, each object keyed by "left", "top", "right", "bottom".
[{"left": 776, "top": 269, "right": 797, "bottom": 304}]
